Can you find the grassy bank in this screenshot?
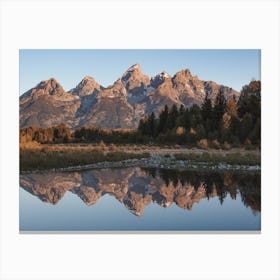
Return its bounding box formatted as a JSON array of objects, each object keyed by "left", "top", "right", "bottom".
[
  {"left": 174, "top": 152, "right": 260, "bottom": 166},
  {"left": 20, "top": 142, "right": 150, "bottom": 172},
  {"left": 20, "top": 142, "right": 260, "bottom": 172}
]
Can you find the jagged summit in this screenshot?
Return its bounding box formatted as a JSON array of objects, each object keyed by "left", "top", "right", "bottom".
[
  {"left": 122, "top": 63, "right": 143, "bottom": 80},
  {"left": 127, "top": 63, "right": 141, "bottom": 71},
  {"left": 83, "top": 75, "right": 95, "bottom": 80},
  {"left": 121, "top": 63, "right": 150, "bottom": 95},
  {"left": 78, "top": 76, "right": 97, "bottom": 85},
  {"left": 161, "top": 71, "right": 171, "bottom": 78},
  {"left": 184, "top": 68, "right": 192, "bottom": 76},
  {"left": 150, "top": 71, "right": 171, "bottom": 88},
  {"left": 20, "top": 77, "right": 80, "bottom": 128},
  {"left": 174, "top": 68, "right": 192, "bottom": 78},
  {"left": 20, "top": 78, "right": 66, "bottom": 99},
  {"left": 37, "top": 78, "right": 62, "bottom": 93},
  {"left": 69, "top": 76, "right": 102, "bottom": 96},
  {"left": 121, "top": 64, "right": 142, "bottom": 81},
  {"left": 98, "top": 78, "right": 127, "bottom": 99}
]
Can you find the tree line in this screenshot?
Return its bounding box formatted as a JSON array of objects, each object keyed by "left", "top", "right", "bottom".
[
  {"left": 20, "top": 80, "right": 260, "bottom": 148},
  {"left": 138, "top": 80, "right": 261, "bottom": 147},
  {"left": 20, "top": 125, "right": 137, "bottom": 144},
  {"left": 143, "top": 167, "right": 260, "bottom": 210}
]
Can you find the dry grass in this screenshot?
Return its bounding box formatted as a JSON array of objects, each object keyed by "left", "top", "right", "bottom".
[
  {"left": 222, "top": 142, "right": 232, "bottom": 150},
  {"left": 174, "top": 152, "right": 260, "bottom": 166},
  {"left": 20, "top": 142, "right": 260, "bottom": 171},
  {"left": 20, "top": 142, "right": 150, "bottom": 171}
]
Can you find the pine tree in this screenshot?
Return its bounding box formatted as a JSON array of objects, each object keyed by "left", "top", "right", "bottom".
[
  {"left": 201, "top": 93, "right": 213, "bottom": 135},
  {"left": 138, "top": 116, "right": 149, "bottom": 135},
  {"left": 158, "top": 105, "right": 169, "bottom": 134},
  {"left": 179, "top": 104, "right": 185, "bottom": 115},
  {"left": 239, "top": 113, "right": 253, "bottom": 143},
  {"left": 213, "top": 90, "right": 226, "bottom": 131},
  {"left": 167, "top": 104, "right": 178, "bottom": 130},
  {"left": 183, "top": 108, "right": 191, "bottom": 130},
  {"left": 201, "top": 93, "right": 212, "bottom": 121},
  {"left": 177, "top": 104, "right": 186, "bottom": 127},
  {"left": 189, "top": 104, "right": 202, "bottom": 128},
  {"left": 148, "top": 112, "right": 156, "bottom": 136}
]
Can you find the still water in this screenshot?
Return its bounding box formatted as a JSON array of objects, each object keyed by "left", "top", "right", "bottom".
[{"left": 19, "top": 167, "right": 261, "bottom": 231}]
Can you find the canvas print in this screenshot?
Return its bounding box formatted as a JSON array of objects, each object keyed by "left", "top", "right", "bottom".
[{"left": 19, "top": 50, "right": 261, "bottom": 232}]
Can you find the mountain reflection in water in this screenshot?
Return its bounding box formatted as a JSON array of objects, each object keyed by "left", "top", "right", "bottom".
[{"left": 20, "top": 167, "right": 260, "bottom": 217}]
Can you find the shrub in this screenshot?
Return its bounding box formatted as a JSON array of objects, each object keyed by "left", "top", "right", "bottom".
[
  {"left": 20, "top": 141, "right": 41, "bottom": 150},
  {"left": 211, "top": 139, "right": 221, "bottom": 149},
  {"left": 223, "top": 141, "right": 231, "bottom": 150},
  {"left": 176, "top": 126, "right": 186, "bottom": 135},
  {"left": 109, "top": 144, "right": 118, "bottom": 151},
  {"left": 197, "top": 139, "right": 208, "bottom": 149},
  {"left": 229, "top": 135, "right": 240, "bottom": 147},
  {"left": 190, "top": 127, "right": 196, "bottom": 135},
  {"left": 244, "top": 138, "right": 252, "bottom": 145},
  {"left": 97, "top": 140, "right": 108, "bottom": 151}
]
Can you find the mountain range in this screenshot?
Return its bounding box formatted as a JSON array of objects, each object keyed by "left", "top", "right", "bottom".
[{"left": 20, "top": 64, "right": 240, "bottom": 129}]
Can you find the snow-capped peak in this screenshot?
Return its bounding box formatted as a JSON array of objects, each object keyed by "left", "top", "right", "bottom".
[
  {"left": 150, "top": 71, "right": 171, "bottom": 88},
  {"left": 161, "top": 71, "right": 171, "bottom": 78}
]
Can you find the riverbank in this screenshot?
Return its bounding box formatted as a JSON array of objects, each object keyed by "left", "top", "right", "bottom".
[{"left": 20, "top": 143, "right": 261, "bottom": 173}]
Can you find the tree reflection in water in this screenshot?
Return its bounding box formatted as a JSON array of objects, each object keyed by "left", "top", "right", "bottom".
[{"left": 20, "top": 167, "right": 260, "bottom": 217}]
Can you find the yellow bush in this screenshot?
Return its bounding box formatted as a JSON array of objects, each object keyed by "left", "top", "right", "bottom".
[
  {"left": 176, "top": 126, "right": 185, "bottom": 135},
  {"left": 197, "top": 139, "right": 208, "bottom": 149}
]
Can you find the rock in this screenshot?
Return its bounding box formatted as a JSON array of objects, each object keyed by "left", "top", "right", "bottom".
[{"left": 69, "top": 76, "right": 102, "bottom": 96}]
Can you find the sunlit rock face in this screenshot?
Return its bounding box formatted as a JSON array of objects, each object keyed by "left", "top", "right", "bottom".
[
  {"left": 20, "top": 65, "right": 240, "bottom": 129},
  {"left": 69, "top": 76, "right": 102, "bottom": 97},
  {"left": 122, "top": 64, "right": 150, "bottom": 95},
  {"left": 20, "top": 167, "right": 260, "bottom": 216},
  {"left": 20, "top": 78, "right": 81, "bottom": 128}
]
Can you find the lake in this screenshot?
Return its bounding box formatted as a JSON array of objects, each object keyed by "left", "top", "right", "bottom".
[{"left": 19, "top": 167, "right": 261, "bottom": 231}]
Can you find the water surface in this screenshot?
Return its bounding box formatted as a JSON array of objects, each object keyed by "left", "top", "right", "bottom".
[{"left": 20, "top": 167, "right": 261, "bottom": 231}]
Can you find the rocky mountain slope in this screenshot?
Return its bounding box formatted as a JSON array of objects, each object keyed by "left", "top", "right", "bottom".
[
  {"left": 20, "top": 64, "right": 240, "bottom": 129},
  {"left": 20, "top": 78, "right": 81, "bottom": 128}
]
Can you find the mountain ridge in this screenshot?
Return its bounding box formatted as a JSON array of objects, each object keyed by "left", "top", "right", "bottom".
[{"left": 20, "top": 64, "right": 240, "bottom": 129}]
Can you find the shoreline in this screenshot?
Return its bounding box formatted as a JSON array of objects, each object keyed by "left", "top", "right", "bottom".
[{"left": 20, "top": 154, "right": 261, "bottom": 174}]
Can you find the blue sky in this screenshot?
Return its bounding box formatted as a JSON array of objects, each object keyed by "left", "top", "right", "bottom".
[{"left": 19, "top": 49, "right": 260, "bottom": 95}]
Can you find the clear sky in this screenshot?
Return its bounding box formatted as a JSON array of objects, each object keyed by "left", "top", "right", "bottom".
[{"left": 19, "top": 49, "right": 260, "bottom": 95}]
